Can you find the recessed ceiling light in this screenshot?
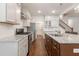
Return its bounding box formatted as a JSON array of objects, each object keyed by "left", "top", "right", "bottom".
[
  {"left": 74, "top": 8, "right": 77, "bottom": 10},
  {"left": 74, "top": 8, "right": 79, "bottom": 13},
  {"left": 52, "top": 10, "right": 55, "bottom": 13},
  {"left": 74, "top": 5, "right": 79, "bottom": 12},
  {"left": 16, "top": 9, "right": 21, "bottom": 13},
  {"left": 59, "top": 15, "right": 63, "bottom": 19},
  {"left": 37, "top": 10, "right": 42, "bottom": 13}
]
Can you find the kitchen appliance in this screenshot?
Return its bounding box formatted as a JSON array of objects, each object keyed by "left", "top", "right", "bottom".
[
  {"left": 16, "top": 28, "right": 30, "bottom": 34},
  {"left": 27, "top": 23, "right": 36, "bottom": 40},
  {"left": 16, "top": 28, "right": 24, "bottom": 34}
]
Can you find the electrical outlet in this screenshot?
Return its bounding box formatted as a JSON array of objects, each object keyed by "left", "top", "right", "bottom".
[{"left": 73, "top": 48, "right": 79, "bottom": 53}]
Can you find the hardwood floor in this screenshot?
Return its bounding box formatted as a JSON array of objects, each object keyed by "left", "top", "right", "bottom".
[{"left": 28, "top": 35, "right": 48, "bottom": 56}]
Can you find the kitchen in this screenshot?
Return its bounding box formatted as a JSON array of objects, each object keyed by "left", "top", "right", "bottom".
[{"left": 0, "top": 3, "right": 79, "bottom": 56}]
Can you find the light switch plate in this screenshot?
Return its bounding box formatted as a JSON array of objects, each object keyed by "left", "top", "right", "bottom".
[{"left": 73, "top": 48, "right": 79, "bottom": 53}]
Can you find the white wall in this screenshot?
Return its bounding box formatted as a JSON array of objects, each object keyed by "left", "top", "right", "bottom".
[
  {"left": 69, "top": 17, "right": 79, "bottom": 33},
  {"left": 45, "top": 16, "right": 59, "bottom": 27},
  {"left": 31, "top": 16, "right": 44, "bottom": 23},
  {"left": 63, "top": 16, "right": 79, "bottom": 33},
  {"left": 32, "top": 16, "right": 45, "bottom": 38},
  {"left": 44, "top": 16, "right": 59, "bottom": 32}
]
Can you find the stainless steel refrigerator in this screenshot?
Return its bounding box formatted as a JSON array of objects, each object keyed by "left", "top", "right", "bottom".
[{"left": 27, "top": 23, "right": 36, "bottom": 40}]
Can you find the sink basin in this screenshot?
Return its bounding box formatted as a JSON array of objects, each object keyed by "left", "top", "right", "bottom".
[{"left": 50, "top": 34, "right": 63, "bottom": 37}]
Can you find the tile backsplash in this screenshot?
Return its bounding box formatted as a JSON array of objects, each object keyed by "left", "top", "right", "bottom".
[{"left": 0, "top": 23, "right": 16, "bottom": 39}]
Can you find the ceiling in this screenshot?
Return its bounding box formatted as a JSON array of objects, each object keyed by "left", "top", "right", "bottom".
[
  {"left": 22, "top": 3, "right": 74, "bottom": 16},
  {"left": 64, "top": 9, "right": 79, "bottom": 17}
]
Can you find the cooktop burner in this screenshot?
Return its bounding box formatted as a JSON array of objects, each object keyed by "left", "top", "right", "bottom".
[{"left": 16, "top": 32, "right": 31, "bottom": 35}]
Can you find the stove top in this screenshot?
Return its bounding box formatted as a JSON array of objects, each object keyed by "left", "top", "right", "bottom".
[{"left": 16, "top": 32, "right": 31, "bottom": 35}]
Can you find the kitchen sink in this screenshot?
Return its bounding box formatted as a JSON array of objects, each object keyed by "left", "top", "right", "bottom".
[{"left": 50, "top": 34, "right": 63, "bottom": 37}]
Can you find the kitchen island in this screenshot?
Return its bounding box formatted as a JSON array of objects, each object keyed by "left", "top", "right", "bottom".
[{"left": 45, "top": 32, "right": 79, "bottom": 56}]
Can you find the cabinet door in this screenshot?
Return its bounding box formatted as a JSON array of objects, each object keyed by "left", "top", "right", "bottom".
[
  {"left": 6, "top": 3, "right": 17, "bottom": 21},
  {"left": 52, "top": 45, "right": 59, "bottom": 56},
  {"left": 51, "top": 40, "right": 60, "bottom": 56},
  {"left": 45, "top": 34, "right": 52, "bottom": 56},
  {"left": 0, "top": 3, "right": 6, "bottom": 21},
  {"left": 45, "top": 34, "right": 60, "bottom": 56},
  {"left": 47, "top": 39, "right": 52, "bottom": 56},
  {"left": 19, "top": 37, "right": 28, "bottom": 56},
  {"left": 24, "top": 37, "right": 28, "bottom": 55},
  {"left": 19, "top": 44, "right": 26, "bottom": 56}
]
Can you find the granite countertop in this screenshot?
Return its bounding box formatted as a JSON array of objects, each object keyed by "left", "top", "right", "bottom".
[
  {"left": 0, "top": 32, "right": 32, "bottom": 42},
  {"left": 45, "top": 32, "right": 79, "bottom": 44}
]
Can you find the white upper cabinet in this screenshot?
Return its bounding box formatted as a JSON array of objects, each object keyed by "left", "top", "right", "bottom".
[
  {"left": 0, "top": 3, "right": 6, "bottom": 21},
  {"left": 0, "top": 3, "right": 21, "bottom": 24},
  {"left": 6, "top": 3, "right": 17, "bottom": 21}
]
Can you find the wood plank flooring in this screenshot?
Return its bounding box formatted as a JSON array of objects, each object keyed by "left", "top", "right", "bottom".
[{"left": 28, "top": 35, "right": 48, "bottom": 56}]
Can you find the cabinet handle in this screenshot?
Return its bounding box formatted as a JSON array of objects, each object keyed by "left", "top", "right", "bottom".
[
  {"left": 53, "top": 42, "right": 57, "bottom": 46},
  {"left": 53, "top": 46, "right": 57, "bottom": 49},
  {"left": 47, "top": 40, "right": 49, "bottom": 41},
  {"left": 54, "top": 43, "right": 57, "bottom": 45}
]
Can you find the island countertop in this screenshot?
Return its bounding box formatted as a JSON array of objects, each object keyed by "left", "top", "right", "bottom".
[{"left": 45, "top": 32, "right": 79, "bottom": 44}]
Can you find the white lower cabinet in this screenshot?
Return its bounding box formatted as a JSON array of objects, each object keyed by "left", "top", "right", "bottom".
[
  {"left": 0, "top": 36, "right": 28, "bottom": 56},
  {"left": 19, "top": 37, "right": 28, "bottom": 56},
  {"left": 0, "top": 42, "right": 18, "bottom": 56}
]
